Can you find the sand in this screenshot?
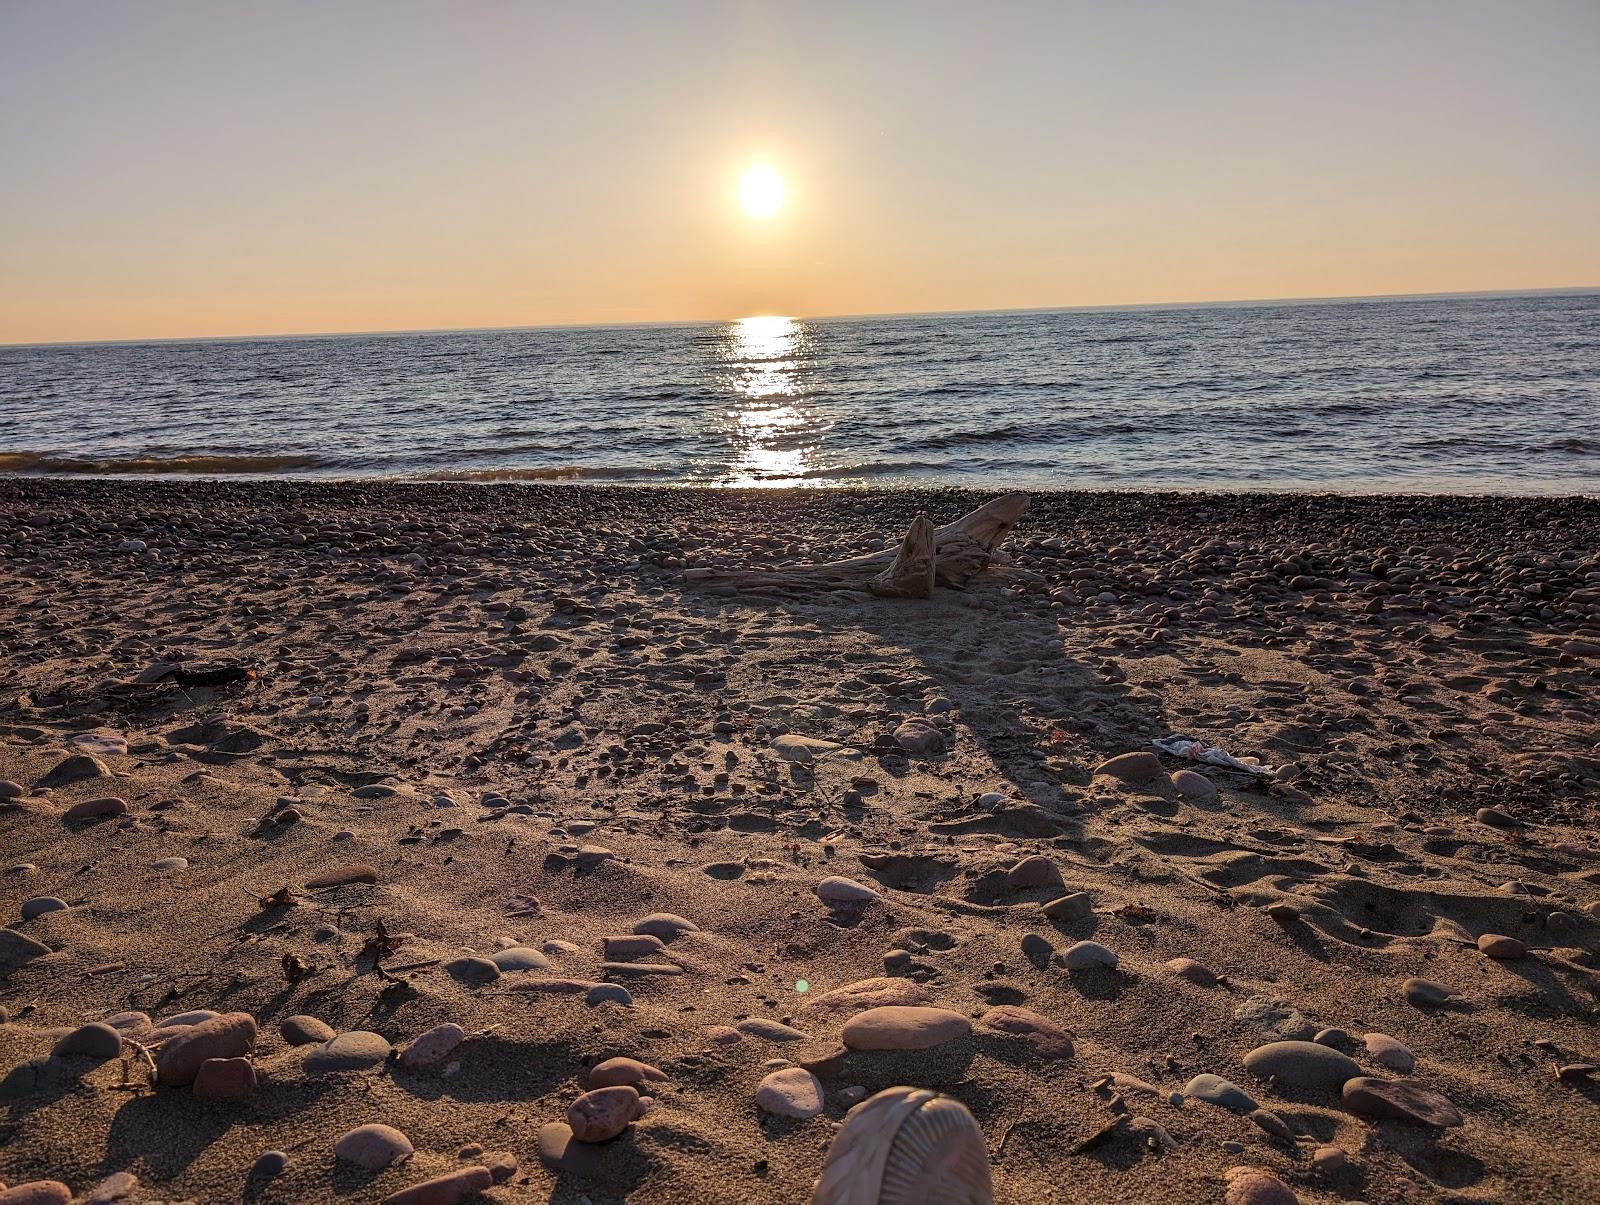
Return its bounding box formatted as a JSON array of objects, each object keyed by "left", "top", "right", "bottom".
[{"left": 0, "top": 479, "right": 1596, "bottom": 1204}]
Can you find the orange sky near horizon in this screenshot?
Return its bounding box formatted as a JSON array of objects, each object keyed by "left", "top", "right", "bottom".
[{"left": 2, "top": 1, "right": 1597, "bottom": 345}]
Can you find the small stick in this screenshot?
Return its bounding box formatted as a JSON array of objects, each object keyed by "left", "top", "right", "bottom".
[
  {"left": 1069, "top": 1115, "right": 1129, "bottom": 1156},
  {"left": 125, "top": 1039, "right": 159, "bottom": 1085}
]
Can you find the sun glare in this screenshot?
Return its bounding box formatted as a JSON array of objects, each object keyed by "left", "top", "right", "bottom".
[{"left": 739, "top": 163, "right": 784, "bottom": 219}]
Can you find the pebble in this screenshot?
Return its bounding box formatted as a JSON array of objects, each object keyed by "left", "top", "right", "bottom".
[
  {"left": 1224, "top": 1166, "right": 1299, "bottom": 1205},
  {"left": 193, "top": 1056, "right": 257, "bottom": 1099},
  {"left": 103, "top": 1012, "right": 151, "bottom": 1035},
  {"left": 156, "top": 1012, "right": 258, "bottom": 1086},
  {"left": 1040, "top": 892, "right": 1093, "bottom": 921},
  {"left": 305, "top": 863, "right": 379, "bottom": 888},
  {"left": 1248, "top": 1108, "right": 1294, "bottom": 1140},
  {"left": 736, "top": 1018, "right": 808, "bottom": 1042},
  {"left": 52, "top": 1022, "right": 123, "bottom": 1060},
  {"left": 1341, "top": 1076, "right": 1463, "bottom": 1127},
  {"left": 1363, "top": 1033, "right": 1415, "bottom": 1072},
  {"left": 1005, "top": 855, "right": 1063, "bottom": 889},
  {"left": 601, "top": 935, "right": 664, "bottom": 960},
  {"left": 977, "top": 1006, "right": 1074, "bottom": 1058},
  {"left": 600, "top": 961, "right": 681, "bottom": 977},
  {"left": 1170, "top": 769, "right": 1218, "bottom": 801},
  {"left": 334, "top": 1123, "right": 414, "bottom": 1169},
  {"left": 20, "top": 897, "right": 68, "bottom": 921},
  {"left": 586, "top": 984, "right": 633, "bottom": 1007},
  {"left": 1475, "top": 805, "right": 1522, "bottom": 829},
  {"left": 1094, "top": 751, "right": 1164, "bottom": 785},
  {"left": 62, "top": 796, "right": 126, "bottom": 822},
  {"left": 1402, "top": 977, "right": 1458, "bottom": 1007},
  {"left": 489, "top": 946, "right": 549, "bottom": 971},
  {"left": 567, "top": 1085, "right": 644, "bottom": 1142},
  {"left": 702, "top": 861, "right": 745, "bottom": 880},
  {"left": 0, "top": 1183, "right": 72, "bottom": 1205},
  {"left": 150, "top": 857, "right": 189, "bottom": 872},
  {"left": 281, "top": 1015, "right": 336, "bottom": 1045},
  {"left": 0, "top": 927, "right": 52, "bottom": 970},
  {"left": 1311, "top": 1027, "right": 1352, "bottom": 1050},
  {"left": 1167, "top": 957, "right": 1217, "bottom": 986},
  {"left": 87, "top": 1171, "right": 139, "bottom": 1203},
  {"left": 1183, "top": 1073, "right": 1259, "bottom": 1113},
  {"left": 1241, "top": 1040, "right": 1361, "bottom": 1091},
  {"left": 633, "top": 913, "right": 699, "bottom": 942},
  {"left": 755, "top": 1067, "right": 824, "bottom": 1118},
  {"left": 802, "top": 977, "right": 934, "bottom": 1013},
  {"left": 841, "top": 1005, "right": 971, "bottom": 1050},
  {"left": 39, "top": 754, "right": 111, "bottom": 789},
  {"left": 1477, "top": 933, "right": 1526, "bottom": 959},
  {"left": 1020, "top": 933, "right": 1054, "bottom": 968},
  {"left": 588, "top": 1057, "right": 667, "bottom": 1089},
  {"left": 305, "top": 1030, "right": 392, "bottom": 1073},
  {"left": 250, "top": 1151, "right": 289, "bottom": 1179},
  {"left": 892, "top": 719, "right": 945, "bottom": 757},
  {"left": 162, "top": 1009, "right": 219, "bottom": 1027},
  {"left": 772, "top": 735, "right": 845, "bottom": 762},
  {"left": 380, "top": 1167, "right": 493, "bottom": 1205},
  {"left": 399, "top": 1023, "right": 465, "bottom": 1069},
  {"left": 1057, "top": 940, "right": 1118, "bottom": 970},
  {"left": 0, "top": 781, "right": 22, "bottom": 799},
  {"left": 814, "top": 876, "right": 880, "bottom": 904},
  {"left": 1312, "top": 1145, "right": 1348, "bottom": 1172},
  {"left": 446, "top": 955, "right": 501, "bottom": 985}
]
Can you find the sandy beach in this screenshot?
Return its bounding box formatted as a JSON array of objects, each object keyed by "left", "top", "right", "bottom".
[{"left": 1, "top": 479, "right": 1596, "bottom": 1204}]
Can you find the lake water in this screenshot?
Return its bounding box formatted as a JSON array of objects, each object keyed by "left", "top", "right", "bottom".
[{"left": 2, "top": 292, "right": 1596, "bottom": 493}]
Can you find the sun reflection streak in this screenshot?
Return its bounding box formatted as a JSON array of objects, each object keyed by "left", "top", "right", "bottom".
[{"left": 713, "top": 316, "right": 831, "bottom": 486}]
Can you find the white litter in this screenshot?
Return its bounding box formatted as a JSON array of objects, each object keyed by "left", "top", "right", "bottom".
[{"left": 1151, "top": 734, "right": 1278, "bottom": 777}]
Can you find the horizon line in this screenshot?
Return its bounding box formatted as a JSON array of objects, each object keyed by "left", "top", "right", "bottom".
[{"left": 6, "top": 284, "right": 1598, "bottom": 351}]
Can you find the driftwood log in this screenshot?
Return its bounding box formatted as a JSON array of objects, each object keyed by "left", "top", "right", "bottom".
[{"left": 685, "top": 492, "right": 1028, "bottom": 599}]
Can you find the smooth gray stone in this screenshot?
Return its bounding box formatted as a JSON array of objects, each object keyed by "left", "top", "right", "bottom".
[{"left": 1183, "top": 1072, "right": 1259, "bottom": 1114}]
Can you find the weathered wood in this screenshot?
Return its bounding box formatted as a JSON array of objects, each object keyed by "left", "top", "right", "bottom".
[
  {"left": 869, "top": 514, "right": 936, "bottom": 598},
  {"left": 685, "top": 492, "right": 1028, "bottom": 596}
]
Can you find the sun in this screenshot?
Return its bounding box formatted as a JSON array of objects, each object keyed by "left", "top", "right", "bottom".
[{"left": 739, "top": 163, "right": 784, "bottom": 219}]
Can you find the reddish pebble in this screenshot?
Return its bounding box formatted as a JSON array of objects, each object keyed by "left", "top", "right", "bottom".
[
  {"left": 1477, "top": 933, "right": 1526, "bottom": 960},
  {"left": 380, "top": 1166, "right": 492, "bottom": 1205},
  {"left": 1224, "top": 1166, "right": 1299, "bottom": 1205},
  {"left": 587, "top": 1056, "right": 667, "bottom": 1089},
  {"left": 193, "top": 1056, "right": 257, "bottom": 1099},
  {"left": 305, "top": 864, "right": 378, "bottom": 888},
  {"left": 1004, "top": 854, "right": 1063, "bottom": 889},
  {"left": 0, "top": 1184, "right": 72, "bottom": 1205},
  {"left": 62, "top": 797, "right": 127, "bottom": 822},
  {"left": 156, "top": 1012, "right": 257, "bottom": 1086},
  {"left": 566, "top": 1085, "right": 642, "bottom": 1142},
  {"left": 399, "top": 1023, "right": 464, "bottom": 1069}
]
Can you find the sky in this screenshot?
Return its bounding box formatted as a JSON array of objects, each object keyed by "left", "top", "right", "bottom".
[{"left": 1, "top": 0, "right": 1597, "bottom": 343}]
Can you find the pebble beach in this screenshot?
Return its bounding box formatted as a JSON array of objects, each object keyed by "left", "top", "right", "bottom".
[{"left": 1, "top": 479, "right": 1597, "bottom": 1204}]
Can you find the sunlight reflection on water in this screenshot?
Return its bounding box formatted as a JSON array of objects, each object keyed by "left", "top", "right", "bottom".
[{"left": 713, "top": 316, "right": 832, "bottom": 486}]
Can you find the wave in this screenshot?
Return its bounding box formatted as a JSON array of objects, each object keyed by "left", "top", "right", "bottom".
[
  {"left": 0, "top": 450, "right": 327, "bottom": 475},
  {"left": 418, "top": 465, "right": 678, "bottom": 482},
  {"left": 1534, "top": 436, "right": 1592, "bottom": 455},
  {"left": 789, "top": 460, "right": 947, "bottom": 480}
]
